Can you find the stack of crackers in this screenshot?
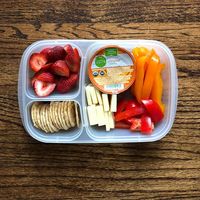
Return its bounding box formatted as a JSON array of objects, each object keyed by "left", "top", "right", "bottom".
[{"left": 31, "top": 101, "right": 80, "bottom": 133}]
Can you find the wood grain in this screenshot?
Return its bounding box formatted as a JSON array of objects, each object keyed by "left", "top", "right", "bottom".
[{"left": 0, "top": 0, "right": 200, "bottom": 199}]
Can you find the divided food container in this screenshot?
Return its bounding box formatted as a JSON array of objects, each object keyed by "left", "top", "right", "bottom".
[{"left": 18, "top": 40, "right": 178, "bottom": 143}]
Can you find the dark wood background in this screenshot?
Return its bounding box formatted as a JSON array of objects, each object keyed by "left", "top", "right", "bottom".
[{"left": 0, "top": 0, "right": 200, "bottom": 199}]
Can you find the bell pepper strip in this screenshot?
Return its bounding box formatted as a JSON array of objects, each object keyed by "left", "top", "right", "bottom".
[
  {"left": 141, "top": 115, "right": 154, "bottom": 134},
  {"left": 150, "top": 63, "right": 165, "bottom": 113},
  {"left": 129, "top": 118, "right": 141, "bottom": 131},
  {"left": 131, "top": 56, "right": 147, "bottom": 102},
  {"left": 141, "top": 54, "right": 160, "bottom": 100},
  {"left": 115, "top": 121, "right": 130, "bottom": 129},
  {"left": 114, "top": 99, "right": 128, "bottom": 116},
  {"left": 115, "top": 106, "right": 145, "bottom": 122},
  {"left": 141, "top": 99, "right": 164, "bottom": 123},
  {"left": 125, "top": 99, "right": 139, "bottom": 110}
]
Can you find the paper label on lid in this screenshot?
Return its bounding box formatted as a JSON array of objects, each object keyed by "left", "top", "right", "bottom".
[{"left": 89, "top": 47, "right": 135, "bottom": 94}]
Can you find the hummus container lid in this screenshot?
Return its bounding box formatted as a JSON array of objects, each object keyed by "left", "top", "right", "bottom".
[{"left": 88, "top": 45, "right": 135, "bottom": 94}]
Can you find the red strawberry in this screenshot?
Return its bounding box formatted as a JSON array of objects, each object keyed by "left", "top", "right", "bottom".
[
  {"left": 35, "top": 72, "right": 55, "bottom": 83},
  {"left": 72, "top": 48, "right": 81, "bottom": 73},
  {"left": 51, "top": 60, "right": 70, "bottom": 77},
  {"left": 40, "top": 47, "right": 52, "bottom": 59},
  {"left": 56, "top": 73, "right": 78, "bottom": 93},
  {"left": 29, "top": 53, "right": 47, "bottom": 72},
  {"left": 47, "top": 46, "right": 66, "bottom": 62},
  {"left": 64, "top": 44, "right": 74, "bottom": 67},
  {"left": 34, "top": 80, "right": 56, "bottom": 97},
  {"left": 41, "top": 63, "right": 53, "bottom": 71}
]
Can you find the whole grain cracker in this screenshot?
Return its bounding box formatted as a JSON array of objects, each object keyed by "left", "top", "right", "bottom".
[
  {"left": 31, "top": 102, "right": 39, "bottom": 128},
  {"left": 68, "top": 101, "right": 76, "bottom": 127},
  {"left": 74, "top": 102, "right": 80, "bottom": 127},
  {"left": 64, "top": 101, "right": 71, "bottom": 128},
  {"left": 60, "top": 101, "right": 69, "bottom": 130}
]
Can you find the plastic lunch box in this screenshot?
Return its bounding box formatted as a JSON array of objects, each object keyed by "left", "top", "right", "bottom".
[{"left": 18, "top": 40, "right": 178, "bottom": 143}]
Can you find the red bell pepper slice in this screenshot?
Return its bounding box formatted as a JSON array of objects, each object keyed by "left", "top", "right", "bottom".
[
  {"left": 115, "top": 99, "right": 128, "bottom": 116},
  {"left": 130, "top": 118, "right": 141, "bottom": 131},
  {"left": 115, "top": 121, "right": 130, "bottom": 129},
  {"left": 141, "top": 115, "right": 154, "bottom": 134},
  {"left": 125, "top": 99, "right": 139, "bottom": 110},
  {"left": 141, "top": 99, "right": 164, "bottom": 123},
  {"left": 115, "top": 106, "right": 145, "bottom": 122}
]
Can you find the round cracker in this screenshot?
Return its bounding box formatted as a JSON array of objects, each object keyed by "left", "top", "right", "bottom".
[
  {"left": 51, "top": 102, "right": 62, "bottom": 130},
  {"left": 60, "top": 101, "right": 69, "bottom": 130},
  {"left": 64, "top": 101, "right": 71, "bottom": 128},
  {"left": 43, "top": 104, "right": 52, "bottom": 133},
  {"left": 40, "top": 104, "right": 49, "bottom": 133},
  {"left": 68, "top": 101, "right": 76, "bottom": 127},
  {"left": 47, "top": 104, "right": 59, "bottom": 133},
  {"left": 31, "top": 102, "right": 39, "bottom": 128},
  {"left": 50, "top": 102, "right": 59, "bottom": 130},
  {"left": 36, "top": 103, "right": 43, "bottom": 131},
  {"left": 57, "top": 102, "right": 64, "bottom": 130},
  {"left": 74, "top": 102, "right": 80, "bottom": 127}
]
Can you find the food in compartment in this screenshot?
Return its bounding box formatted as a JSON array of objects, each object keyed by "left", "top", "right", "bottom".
[
  {"left": 29, "top": 44, "right": 81, "bottom": 97},
  {"left": 86, "top": 46, "right": 165, "bottom": 134},
  {"left": 86, "top": 84, "right": 116, "bottom": 131},
  {"left": 31, "top": 101, "right": 80, "bottom": 133}
]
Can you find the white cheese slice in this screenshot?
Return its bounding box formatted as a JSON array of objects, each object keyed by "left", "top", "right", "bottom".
[
  {"left": 102, "top": 94, "right": 110, "bottom": 112},
  {"left": 87, "top": 105, "right": 97, "bottom": 126},
  {"left": 85, "top": 85, "right": 92, "bottom": 106},
  {"left": 96, "top": 105, "right": 105, "bottom": 126},
  {"left": 90, "top": 86, "right": 98, "bottom": 105},
  {"left": 95, "top": 88, "right": 103, "bottom": 105},
  {"left": 110, "top": 94, "right": 117, "bottom": 112},
  {"left": 105, "top": 111, "right": 110, "bottom": 131},
  {"left": 108, "top": 111, "right": 115, "bottom": 129}
]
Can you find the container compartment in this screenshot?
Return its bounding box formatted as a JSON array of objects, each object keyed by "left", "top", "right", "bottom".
[
  {"left": 22, "top": 41, "right": 83, "bottom": 100},
  {"left": 83, "top": 41, "right": 177, "bottom": 142},
  {"left": 24, "top": 100, "right": 83, "bottom": 143}
]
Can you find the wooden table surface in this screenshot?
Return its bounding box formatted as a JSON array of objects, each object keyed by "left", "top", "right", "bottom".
[{"left": 0, "top": 0, "right": 200, "bottom": 199}]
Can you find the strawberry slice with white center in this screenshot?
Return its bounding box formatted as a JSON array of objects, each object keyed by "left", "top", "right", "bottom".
[
  {"left": 56, "top": 73, "right": 78, "bottom": 93},
  {"left": 34, "top": 80, "right": 56, "bottom": 97},
  {"left": 29, "top": 53, "right": 47, "bottom": 72},
  {"left": 64, "top": 44, "right": 74, "bottom": 68},
  {"left": 51, "top": 60, "right": 70, "bottom": 77},
  {"left": 72, "top": 48, "right": 81, "bottom": 73},
  {"left": 35, "top": 71, "right": 55, "bottom": 83}
]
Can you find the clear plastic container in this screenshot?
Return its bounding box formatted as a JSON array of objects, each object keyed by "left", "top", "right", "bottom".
[{"left": 18, "top": 40, "right": 178, "bottom": 143}]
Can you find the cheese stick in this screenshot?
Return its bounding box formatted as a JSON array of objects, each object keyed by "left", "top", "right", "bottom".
[
  {"left": 87, "top": 105, "right": 97, "bottom": 126},
  {"left": 95, "top": 88, "right": 103, "bottom": 105},
  {"left": 90, "top": 86, "right": 98, "bottom": 104},
  {"left": 110, "top": 94, "right": 117, "bottom": 112},
  {"left": 102, "top": 94, "right": 109, "bottom": 112},
  {"left": 85, "top": 85, "right": 92, "bottom": 106}
]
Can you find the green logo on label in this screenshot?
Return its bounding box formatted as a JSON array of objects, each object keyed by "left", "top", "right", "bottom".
[
  {"left": 105, "top": 48, "right": 118, "bottom": 56},
  {"left": 95, "top": 56, "right": 106, "bottom": 67}
]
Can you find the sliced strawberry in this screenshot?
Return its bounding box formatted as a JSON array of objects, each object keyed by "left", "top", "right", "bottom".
[
  {"left": 40, "top": 47, "right": 52, "bottom": 59},
  {"left": 64, "top": 44, "right": 74, "bottom": 68},
  {"left": 41, "top": 63, "right": 53, "bottom": 71},
  {"left": 34, "top": 80, "right": 56, "bottom": 97},
  {"left": 51, "top": 60, "right": 70, "bottom": 77},
  {"left": 72, "top": 48, "right": 81, "bottom": 73},
  {"left": 56, "top": 73, "right": 78, "bottom": 93},
  {"left": 35, "top": 72, "right": 55, "bottom": 83},
  {"left": 47, "top": 46, "right": 66, "bottom": 62},
  {"left": 29, "top": 53, "right": 47, "bottom": 72}
]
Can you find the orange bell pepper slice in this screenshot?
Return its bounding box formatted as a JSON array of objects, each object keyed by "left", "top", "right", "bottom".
[
  {"left": 132, "top": 47, "right": 149, "bottom": 64},
  {"left": 131, "top": 56, "right": 148, "bottom": 102},
  {"left": 141, "top": 54, "right": 160, "bottom": 99},
  {"left": 150, "top": 64, "right": 165, "bottom": 112}
]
